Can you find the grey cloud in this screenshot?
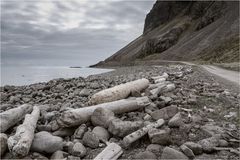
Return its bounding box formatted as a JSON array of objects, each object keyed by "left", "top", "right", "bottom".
[{"left": 1, "top": 0, "right": 155, "bottom": 66}]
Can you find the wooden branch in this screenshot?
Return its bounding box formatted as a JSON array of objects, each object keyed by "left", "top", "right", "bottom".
[
  {"left": 93, "top": 143, "right": 123, "bottom": 160},
  {"left": 0, "top": 104, "right": 33, "bottom": 133},
  {"left": 8, "top": 106, "right": 40, "bottom": 157},
  {"left": 57, "top": 97, "right": 150, "bottom": 128},
  {"left": 90, "top": 78, "right": 149, "bottom": 105},
  {"left": 122, "top": 119, "right": 165, "bottom": 148}
]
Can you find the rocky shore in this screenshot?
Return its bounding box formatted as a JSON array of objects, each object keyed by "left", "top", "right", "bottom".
[{"left": 0, "top": 64, "right": 239, "bottom": 159}]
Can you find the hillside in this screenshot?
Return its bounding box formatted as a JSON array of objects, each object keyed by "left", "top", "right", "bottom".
[{"left": 92, "top": 1, "right": 239, "bottom": 67}]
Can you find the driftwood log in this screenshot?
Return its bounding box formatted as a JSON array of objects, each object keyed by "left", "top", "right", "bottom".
[
  {"left": 0, "top": 104, "right": 33, "bottom": 133},
  {"left": 8, "top": 106, "right": 40, "bottom": 157},
  {"left": 57, "top": 97, "right": 150, "bottom": 128},
  {"left": 90, "top": 78, "right": 149, "bottom": 104},
  {"left": 122, "top": 119, "right": 165, "bottom": 147},
  {"left": 93, "top": 142, "right": 123, "bottom": 160}
]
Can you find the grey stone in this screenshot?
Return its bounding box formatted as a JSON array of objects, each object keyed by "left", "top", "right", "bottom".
[
  {"left": 184, "top": 141, "right": 203, "bottom": 155},
  {"left": 82, "top": 131, "right": 99, "bottom": 149},
  {"left": 148, "top": 128, "right": 171, "bottom": 145},
  {"left": 218, "top": 139, "right": 228, "bottom": 147},
  {"left": 71, "top": 142, "right": 86, "bottom": 158},
  {"left": 151, "top": 105, "right": 178, "bottom": 120},
  {"left": 91, "top": 108, "right": 115, "bottom": 128},
  {"left": 161, "top": 147, "right": 188, "bottom": 160},
  {"left": 201, "top": 123, "right": 224, "bottom": 136},
  {"left": 31, "top": 131, "right": 63, "bottom": 154},
  {"left": 0, "top": 133, "right": 8, "bottom": 156},
  {"left": 146, "top": 144, "right": 162, "bottom": 155},
  {"left": 63, "top": 141, "right": 74, "bottom": 153},
  {"left": 159, "top": 96, "right": 172, "bottom": 104},
  {"left": 92, "top": 126, "right": 110, "bottom": 142},
  {"left": 108, "top": 119, "right": 143, "bottom": 137},
  {"left": 133, "top": 151, "right": 157, "bottom": 159},
  {"left": 79, "top": 89, "right": 91, "bottom": 97},
  {"left": 74, "top": 124, "right": 88, "bottom": 139},
  {"left": 168, "top": 112, "right": 184, "bottom": 127},
  {"left": 198, "top": 137, "right": 219, "bottom": 153},
  {"left": 180, "top": 144, "right": 195, "bottom": 159},
  {"left": 50, "top": 150, "right": 65, "bottom": 159}
]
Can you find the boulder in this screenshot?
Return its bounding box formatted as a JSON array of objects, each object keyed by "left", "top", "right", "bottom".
[
  {"left": 151, "top": 105, "right": 178, "bottom": 120},
  {"left": 161, "top": 147, "right": 188, "bottom": 160},
  {"left": 71, "top": 142, "right": 86, "bottom": 158},
  {"left": 146, "top": 144, "right": 163, "bottom": 155},
  {"left": 82, "top": 131, "right": 99, "bottom": 149},
  {"left": 148, "top": 128, "right": 171, "bottom": 145},
  {"left": 50, "top": 150, "right": 66, "bottom": 159},
  {"left": 31, "top": 131, "right": 63, "bottom": 154},
  {"left": 198, "top": 137, "right": 219, "bottom": 153},
  {"left": 91, "top": 108, "right": 115, "bottom": 128},
  {"left": 180, "top": 144, "right": 195, "bottom": 159},
  {"left": 92, "top": 126, "right": 110, "bottom": 142},
  {"left": 52, "top": 128, "right": 75, "bottom": 137},
  {"left": 168, "top": 112, "right": 184, "bottom": 127},
  {"left": 184, "top": 142, "right": 203, "bottom": 155},
  {"left": 108, "top": 119, "right": 143, "bottom": 137},
  {"left": 74, "top": 124, "right": 87, "bottom": 139}
]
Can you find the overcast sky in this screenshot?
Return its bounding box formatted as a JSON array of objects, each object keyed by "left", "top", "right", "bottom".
[{"left": 1, "top": 0, "right": 155, "bottom": 67}]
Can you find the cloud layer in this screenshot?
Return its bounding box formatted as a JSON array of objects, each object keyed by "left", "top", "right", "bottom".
[{"left": 1, "top": 0, "right": 155, "bottom": 66}]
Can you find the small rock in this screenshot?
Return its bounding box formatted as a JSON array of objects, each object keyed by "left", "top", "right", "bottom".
[
  {"left": 82, "top": 131, "right": 99, "bottom": 148},
  {"left": 168, "top": 112, "right": 184, "bottom": 127},
  {"left": 63, "top": 141, "right": 74, "bottom": 153},
  {"left": 146, "top": 144, "right": 162, "bottom": 155},
  {"left": 133, "top": 151, "right": 157, "bottom": 159},
  {"left": 184, "top": 142, "right": 202, "bottom": 155},
  {"left": 32, "top": 152, "right": 49, "bottom": 159},
  {"left": 180, "top": 144, "right": 195, "bottom": 159},
  {"left": 79, "top": 88, "right": 91, "bottom": 97},
  {"left": 0, "top": 133, "right": 8, "bottom": 156},
  {"left": 151, "top": 105, "right": 178, "bottom": 120},
  {"left": 71, "top": 142, "right": 86, "bottom": 158},
  {"left": 91, "top": 108, "right": 115, "bottom": 128},
  {"left": 161, "top": 147, "right": 188, "bottom": 160},
  {"left": 31, "top": 131, "right": 63, "bottom": 154},
  {"left": 218, "top": 139, "right": 228, "bottom": 147},
  {"left": 92, "top": 126, "right": 110, "bottom": 141},
  {"left": 198, "top": 137, "right": 219, "bottom": 153},
  {"left": 108, "top": 119, "right": 143, "bottom": 137},
  {"left": 148, "top": 128, "right": 171, "bottom": 145},
  {"left": 201, "top": 123, "right": 224, "bottom": 136},
  {"left": 130, "top": 90, "right": 141, "bottom": 97},
  {"left": 74, "top": 124, "right": 88, "bottom": 139},
  {"left": 53, "top": 128, "right": 75, "bottom": 137},
  {"left": 51, "top": 150, "right": 65, "bottom": 159},
  {"left": 143, "top": 114, "right": 152, "bottom": 121}
]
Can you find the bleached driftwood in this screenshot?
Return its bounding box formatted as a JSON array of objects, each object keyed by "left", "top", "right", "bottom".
[
  {"left": 151, "top": 72, "right": 169, "bottom": 80},
  {"left": 90, "top": 78, "right": 149, "bottom": 104},
  {"left": 150, "top": 83, "right": 175, "bottom": 96},
  {"left": 0, "top": 104, "right": 33, "bottom": 133},
  {"left": 8, "top": 106, "right": 40, "bottom": 157},
  {"left": 93, "top": 142, "right": 123, "bottom": 160},
  {"left": 57, "top": 97, "right": 150, "bottom": 128},
  {"left": 122, "top": 119, "right": 165, "bottom": 147}
]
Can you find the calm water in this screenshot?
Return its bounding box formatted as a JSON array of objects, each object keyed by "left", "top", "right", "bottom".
[{"left": 0, "top": 66, "right": 113, "bottom": 86}]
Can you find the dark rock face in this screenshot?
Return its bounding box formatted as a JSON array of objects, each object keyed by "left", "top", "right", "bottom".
[{"left": 143, "top": 1, "right": 191, "bottom": 33}]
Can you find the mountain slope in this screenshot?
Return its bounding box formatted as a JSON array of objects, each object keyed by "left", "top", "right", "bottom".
[{"left": 92, "top": 1, "right": 239, "bottom": 67}]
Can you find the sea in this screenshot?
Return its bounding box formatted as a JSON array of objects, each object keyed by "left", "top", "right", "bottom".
[{"left": 0, "top": 65, "right": 113, "bottom": 86}]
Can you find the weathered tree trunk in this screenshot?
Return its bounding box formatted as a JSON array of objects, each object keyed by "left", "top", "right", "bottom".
[
  {"left": 8, "top": 106, "right": 40, "bottom": 157},
  {"left": 90, "top": 78, "right": 149, "bottom": 104},
  {"left": 93, "top": 143, "right": 123, "bottom": 160},
  {"left": 0, "top": 104, "right": 33, "bottom": 133},
  {"left": 123, "top": 119, "right": 165, "bottom": 147},
  {"left": 57, "top": 97, "right": 150, "bottom": 128}
]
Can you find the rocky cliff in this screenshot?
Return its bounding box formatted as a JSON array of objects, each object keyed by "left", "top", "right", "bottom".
[{"left": 93, "top": 1, "right": 239, "bottom": 67}]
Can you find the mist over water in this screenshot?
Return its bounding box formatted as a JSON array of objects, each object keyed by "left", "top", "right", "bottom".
[{"left": 0, "top": 65, "right": 113, "bottom": 86}]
